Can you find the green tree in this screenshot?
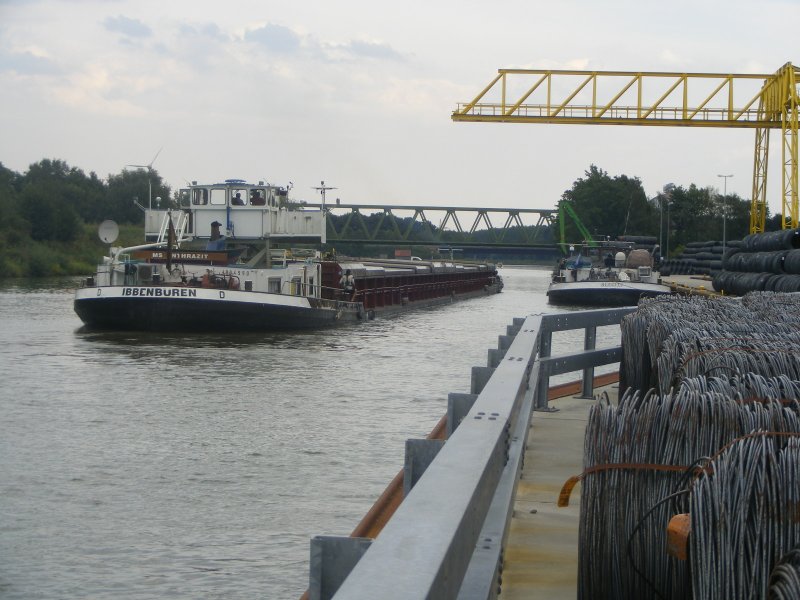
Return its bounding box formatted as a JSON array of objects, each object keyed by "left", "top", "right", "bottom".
[
  {"left": 715, "top": 192, "right": 750, "bottom": 242},
  {"left": 0, "top": 163, "right": 27, "bottom": 268},
  {"left": 20, "top": 182, "right": 80, "bottom": 242},
  {"left": 557, "top": 165, "right": 656, "bottom": 243},
  {"left": 22, "top": 159, "right": 106, "bottom": 223},
  {"left": 665, "top": 184, "right": 712, "bottom": 250}
]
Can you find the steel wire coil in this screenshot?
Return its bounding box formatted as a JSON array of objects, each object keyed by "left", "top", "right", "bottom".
[
  {"left": 621, "top": 294, "right": 800, "bottom": 396},
  {"left": 579, "top": 380, "right": 800, "bottom": 599},
  {"left": 590, "top": 292, "right": 800, "bottom": 598},
  {"left": 690, "top": 435, "right": 800, "bottom": 599},
  {"left": 768, "top": 547, "right": 800, "bottom": 600}
]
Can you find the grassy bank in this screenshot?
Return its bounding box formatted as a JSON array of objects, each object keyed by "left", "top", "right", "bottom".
[{"left": 0, "top": 223, "right": 143, "bottom": 278}]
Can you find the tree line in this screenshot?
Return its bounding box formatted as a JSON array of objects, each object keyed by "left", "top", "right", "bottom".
[
  {"left": 0, "top": 159, "right": 168, "bottom": 276},
  {"left": 557, "top": 165, "right": 782, "bottom": 255},
  {"left": 0, "top": 158, "right": 784, "bottom": 277}
]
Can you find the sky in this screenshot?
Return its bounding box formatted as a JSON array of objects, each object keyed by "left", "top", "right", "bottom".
[{"left": 1, "top": 0, "right": 798, "bottom": 218}]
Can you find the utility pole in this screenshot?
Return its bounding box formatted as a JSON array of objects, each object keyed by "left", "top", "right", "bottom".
[{"left": 717, "top": 174, "right": 733, "bottom": 255}]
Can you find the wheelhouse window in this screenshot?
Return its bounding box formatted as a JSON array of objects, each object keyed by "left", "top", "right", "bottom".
[
  {"left": 192, "top": 188, "right": 208, "bottom": 205},
  {"left": 210, "top": 188, "right": 226, "bottom": 205},
  {"left": 268, "top": 278, "right": 282, "bottom": 294},
  {"left": 231, "top": 188, "right": 247, "bottom": 206},
  {"left": 249, "top": 188, "right": 267, "bottom": 206}
]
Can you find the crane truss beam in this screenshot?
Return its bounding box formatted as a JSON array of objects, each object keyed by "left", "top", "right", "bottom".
[
  {"left": 452, "top": 69, "right": 772, "bottom": 127},
  {"left": 453, "top": 63, "right": 800, "bottom": 231}
]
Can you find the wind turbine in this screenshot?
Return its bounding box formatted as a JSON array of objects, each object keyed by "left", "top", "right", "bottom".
[{"left": 126, "top": 147, "right": 163, "bottom": 208}]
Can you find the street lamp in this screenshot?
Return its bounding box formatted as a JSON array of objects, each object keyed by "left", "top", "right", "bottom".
[
  {"left": 660, "top": 183, "right": 674, "bottom": 260},
  {"left": 718, "top": 174, "right": 733, "bottom": 255}
]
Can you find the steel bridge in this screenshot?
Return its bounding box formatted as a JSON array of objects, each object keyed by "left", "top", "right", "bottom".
[{"left": 307, "top": 203, "right": 557, "bottom": 249}]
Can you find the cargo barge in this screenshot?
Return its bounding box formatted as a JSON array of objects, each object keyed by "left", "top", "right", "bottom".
[
  {"left": 74, "top": 179, "right": 502, "bottom": 331},
  {"left": 547, "top": 240, "right": 671, "bottom": 306}
]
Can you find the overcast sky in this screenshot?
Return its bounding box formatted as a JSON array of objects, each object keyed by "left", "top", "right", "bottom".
[{"left": 1, "top": 0, "right": 798, "bottom": 217}]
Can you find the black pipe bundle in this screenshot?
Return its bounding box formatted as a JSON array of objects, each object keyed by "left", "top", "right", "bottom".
[
  {"left": 713, "top": 229, "right": 800, "bottom": 295},
  {"left": 742, "top": 229, "right": 800, "bottom": 252},
  {"left": 660, "top": 240, "right": 730, "bottom": 278}
]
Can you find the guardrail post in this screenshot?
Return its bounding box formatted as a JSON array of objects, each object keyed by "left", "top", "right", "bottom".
[
  {"left": 579, "top": 325, "right": 597, "bottom": 398},
  {"left": 534, "top": 327, "right": 554, "bottom": 412},
  {"left": 490, "top": 325, "right": 521, "bottom": 367},
  {"left": 309, "top": 536, "right": 373, "bottom": 600},
  {"left": 497, "top": 334, "right": 514, "bottom": 351},
  {"left": 447, "top": 392, "right": 478, "bottom": 438},
  {"left": 487, "top": 348, "right": 504, "bottom": 368},
  {"left": 507, "top": 317, "right": 525, "bottom": 336},
  {"left": 404, "top": 439, "right": 446, "bottom": 497},
  {"left": 471, "top": 366, "right": 495, "bottom": 394}
]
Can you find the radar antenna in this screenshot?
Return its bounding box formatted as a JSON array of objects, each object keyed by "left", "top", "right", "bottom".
[{"left": 312, "top": 180, "right": 337, "bottom": 210}]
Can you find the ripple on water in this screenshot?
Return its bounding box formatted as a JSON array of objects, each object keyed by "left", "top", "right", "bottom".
[{"left": 0, "top": 268, "right": 609, "bottom": 599}]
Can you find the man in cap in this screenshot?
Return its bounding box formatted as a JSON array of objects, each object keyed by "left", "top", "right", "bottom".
[{"left": 206, "top": 221, "right": 225, "bottom": 250}]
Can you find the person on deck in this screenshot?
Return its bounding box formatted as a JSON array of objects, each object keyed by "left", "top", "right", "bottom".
[
  {"left": 250, "top": 190, "right": 266, "bottom": 205},
  {"left": 206, "top": 221, "right": 225, "bottom": 251},
  {"left": 339, "top": 269, "right": 355, "bottom": 300},
  {"left": 231, "top": 192, "right": 245, "bottom": 206}
]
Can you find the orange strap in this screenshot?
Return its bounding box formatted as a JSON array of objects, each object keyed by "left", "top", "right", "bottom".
[
  {"left": 558, "top": 431, "right": 800, "bottom": 507},
  {"left": 558, "top": 462, "right": 688, "bottom": 507}
]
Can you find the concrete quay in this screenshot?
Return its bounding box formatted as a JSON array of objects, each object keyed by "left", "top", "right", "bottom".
[{"left": 501, "top": 383, "right": 618, "bottom": 599}]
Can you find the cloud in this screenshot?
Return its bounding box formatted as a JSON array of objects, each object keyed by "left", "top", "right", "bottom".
[
  {"left": 0, "top": 50, "right": 61, "bottom": 75},
  {"left": 244, "top": 24, "right": 301, "bottom": 54},
  {"left": 345, "top": 40, "right": 404, "bottom": 61},
  {"left": 103, "top": 15, "right": 152, "bottom": 39},
  {"left": 178, "top": 22, "right": 226, "bottom": 41}
]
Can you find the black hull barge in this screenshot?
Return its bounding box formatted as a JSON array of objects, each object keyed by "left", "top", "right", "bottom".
[
  {"left": 74, "top": 179, "right": 502, "bottom": 332},
  {"left": 547, "top": 240, "right": 671, "bottom": 307},
  {"left": 546, "top": 280, "right": 671, "bottom": 306},
  {"left": 74, "top": 259, "right": 503, "bottom": 332}
]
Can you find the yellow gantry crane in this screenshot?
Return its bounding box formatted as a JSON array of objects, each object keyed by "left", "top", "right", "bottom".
[{"left": 452, "top": 62, "right": 800, "bottom": 233}]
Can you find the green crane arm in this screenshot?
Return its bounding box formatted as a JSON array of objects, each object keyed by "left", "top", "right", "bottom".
[{"left": 559, "top": 202, "right": 597, "bottom": 249}]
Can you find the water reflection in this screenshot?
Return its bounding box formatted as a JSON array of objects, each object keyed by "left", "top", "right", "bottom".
[{"left": 0, "top": 276, "right": 83, "bottom": 293}]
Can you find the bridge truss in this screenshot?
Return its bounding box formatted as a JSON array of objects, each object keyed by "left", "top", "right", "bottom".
[
  {"left": 310, "top": 203, "right": 556, "bottom": 248},
  {"left": 452, "top": 62, "right": 800, "bottom": 232}
]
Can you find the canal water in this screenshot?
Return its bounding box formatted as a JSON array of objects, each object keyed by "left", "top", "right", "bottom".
[{"left": 0, "top": 267, "right": 619, "bottom": 599}]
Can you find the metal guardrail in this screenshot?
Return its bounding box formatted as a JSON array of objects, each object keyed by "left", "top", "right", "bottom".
[{"left": 307, "top": 307, "right": 635, "bottom": 600}]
